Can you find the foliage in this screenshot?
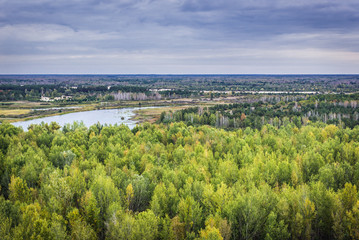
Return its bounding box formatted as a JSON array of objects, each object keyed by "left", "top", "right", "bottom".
[{"left": 1, "top": 121, "right": 359, "bottom": 239}]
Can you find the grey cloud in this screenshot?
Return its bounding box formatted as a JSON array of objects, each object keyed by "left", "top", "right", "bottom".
[
  {"left": 2, "top": 0, "right": 358, "bottom": 36},
  {"left": 0, "top": 0, "right": 358, "bottom": 73}
]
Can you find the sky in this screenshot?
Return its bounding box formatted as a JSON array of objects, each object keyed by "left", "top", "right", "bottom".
[{"left": 0, "top": 0, "right": 359, "bottom": 74}]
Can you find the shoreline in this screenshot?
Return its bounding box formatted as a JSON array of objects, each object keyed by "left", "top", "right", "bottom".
[{"left": 0, "top": 98, "right": 214, "bottom": 124}]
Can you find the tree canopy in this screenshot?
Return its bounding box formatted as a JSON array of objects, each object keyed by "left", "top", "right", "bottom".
[{"left": 1, "top": 121, "right": 359, "bottom": 239}]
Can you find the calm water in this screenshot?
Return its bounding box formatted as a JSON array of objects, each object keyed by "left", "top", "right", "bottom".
[{"left": 12, "top": 107, "right": 157, "bottom": 130}]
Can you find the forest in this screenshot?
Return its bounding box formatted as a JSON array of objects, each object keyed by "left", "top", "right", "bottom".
[
  {"left": 1, "top": 120, "right": 359, "bottom": 240},
  {"left": 159, "top": 94, "right": 359, "bottom": 129}
]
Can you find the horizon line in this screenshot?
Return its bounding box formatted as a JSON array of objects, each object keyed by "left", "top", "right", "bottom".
[{"left": 1, "top": 73, "right": 359, "bottom": 76}]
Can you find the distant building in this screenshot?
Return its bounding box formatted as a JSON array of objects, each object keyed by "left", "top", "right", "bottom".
[
  {"left": 54, "top": 95, "right": 72, "bottom": 101},
  {"left": 40, "top": 95, "right": 72, "bottom": 101},
  {"left": 63, "top": 95, "right": 72, "bottom": 100},
  {"left": 40, "top": 96, "right": 53, "bottom": 102}
]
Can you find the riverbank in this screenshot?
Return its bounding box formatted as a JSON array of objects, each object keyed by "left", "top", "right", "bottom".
[
  {"left": 132, "top": 105, "right": 193, "bottom": 124},
  {"left": 11, "top": 107, "right": 153, "bottom": 130},
  {"left": 0, "top": 100, "right": 163, "bottom": 123},
  {"left": 1, "top": 95, "right": 240, "bottom": 125},
  {"left": 0, "top": 97, "right": 216, "bottom": 124}
]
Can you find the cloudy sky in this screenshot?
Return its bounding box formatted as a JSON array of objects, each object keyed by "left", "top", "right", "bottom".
[{"left": 0, "top": 0, "right": 359, "bottom": 74}]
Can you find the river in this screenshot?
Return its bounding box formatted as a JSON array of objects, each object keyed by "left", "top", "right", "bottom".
[{"left": 12, "top": 107, "right": 157, "bottom": 130}]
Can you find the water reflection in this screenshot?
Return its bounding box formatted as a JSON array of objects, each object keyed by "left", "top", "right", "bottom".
[{"left": 12, "top": 107, "right": 157, "bottom": 130}]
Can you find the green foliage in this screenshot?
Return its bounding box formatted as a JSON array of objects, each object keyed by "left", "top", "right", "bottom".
[
  {"left": 1, "top": 121, "right": 359, "bottom": 239},
  {"left": 178, "top": 196, "right": 203, "bottom": 236},
  {"left": 14, "top": 202, "right": 50, "bottom": 240},
  {"left": 226, "top": 184, "right": 276, "bottom": 240},
  {"left": 9, "top": 176, "right": 31, "bottom": 204}
]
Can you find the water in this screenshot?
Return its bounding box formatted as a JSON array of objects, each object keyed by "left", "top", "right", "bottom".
[
  {"left": 31, "top": 106, "right": 82, "bottom": 111},
  {"left": 12, "top": 107, "right": 158, "bottom": 130}
]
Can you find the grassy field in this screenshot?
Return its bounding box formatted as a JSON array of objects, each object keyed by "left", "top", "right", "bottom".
[
  {"left": 0, "top": 109, "right": 32, "bottom": 116},
  {"left": 0, "top": 101, "right": 51, "bottom": 109}
]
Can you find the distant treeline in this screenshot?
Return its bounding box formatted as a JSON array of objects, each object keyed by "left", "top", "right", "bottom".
[
  {"left": 0, "top": 85, "right": 148, "bottom": 101},
  {"left": 0, "top": 84, "right": 148, "bottom": 93},
  {"left": 1, "top": 74, "right": 359, "bottom": 92},
  {"left": 0, "top": 84, "right": 201, "bottom": 102}
]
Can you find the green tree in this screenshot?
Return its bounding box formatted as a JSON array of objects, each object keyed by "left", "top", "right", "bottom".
[
  {"left": 13, "top": 202, "right": 50, "bottom": 240},
  {"left": 178, "top": 196, "right": 203, "bottom": 237},
  {"left": 9, "top": 175, "right": 31, "bottom": 204},
  {"left": 226, "top": 185, "right": 276, "bottom": 240},
  {"left": 133, "top": 210, "right": 159, "bottom": 240}
]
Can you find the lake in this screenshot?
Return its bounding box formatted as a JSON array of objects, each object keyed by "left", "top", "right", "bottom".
[{"left": 12, "top": 107, "right": 157, "bottom": 130}]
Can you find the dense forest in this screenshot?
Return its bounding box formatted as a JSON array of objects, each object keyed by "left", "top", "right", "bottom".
[
  {"left": 1, "top": 120, "right": 359, "bottom": 240},
  {"left": 159, "top": 94, "right": 359, "bottom": 129}
]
